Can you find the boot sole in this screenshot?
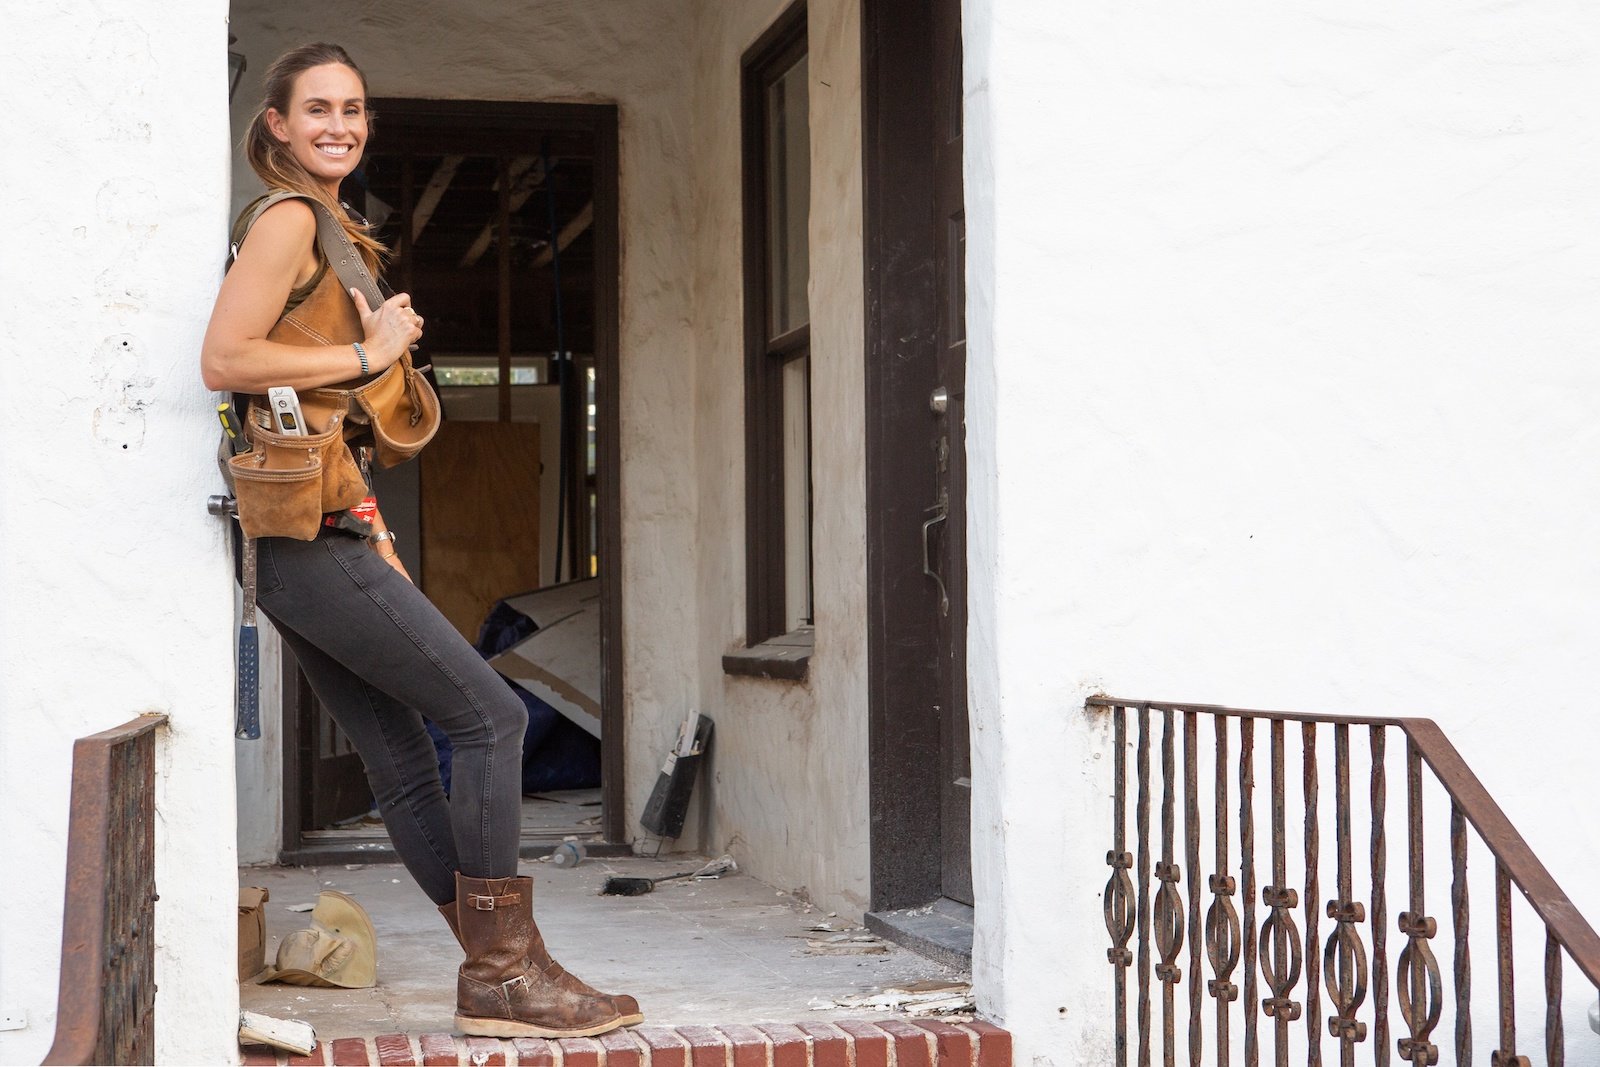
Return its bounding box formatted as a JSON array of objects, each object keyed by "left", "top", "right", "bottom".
[{"left": 454, "top": 1013, "right": 625, "bottom": 1039}]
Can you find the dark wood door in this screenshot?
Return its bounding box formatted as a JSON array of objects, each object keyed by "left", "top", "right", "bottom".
[
  {"left": 297, "top": 673, "right": 371, "bottom": 828},
  {"left": 931, "top": 0, "right": 971, "bottom": 906},
  {"left": 863, "top": 0, "right": 971, "bottom": 916}
]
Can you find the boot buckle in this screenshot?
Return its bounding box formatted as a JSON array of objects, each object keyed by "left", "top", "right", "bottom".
[{"left": 500, "top": 974, "right": 531, "bottom": 995}]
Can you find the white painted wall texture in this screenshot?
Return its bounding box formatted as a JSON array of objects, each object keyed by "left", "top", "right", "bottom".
[
  {"left": 965, "top": 1, "right": 1600, "bottom": 1062},
  {"left": 690, "top": 0, "right": 872, "bottom": 916},
  {"left": 0, "top": 2, "right": 241, "bottom": 1063}
]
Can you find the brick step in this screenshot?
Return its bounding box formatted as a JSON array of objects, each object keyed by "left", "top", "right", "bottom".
[{"left": 240, "top": 1019, "right": 1011, "bottom": 1067}]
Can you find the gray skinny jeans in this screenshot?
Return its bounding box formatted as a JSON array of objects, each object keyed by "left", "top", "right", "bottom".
[{"left": 254, "top": 530, "right": 527, "bottom": 904}]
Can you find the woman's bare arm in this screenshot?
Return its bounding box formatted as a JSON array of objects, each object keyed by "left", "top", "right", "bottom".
[{"left": 200, "top": 199, "right": 421, "bottom": 393}]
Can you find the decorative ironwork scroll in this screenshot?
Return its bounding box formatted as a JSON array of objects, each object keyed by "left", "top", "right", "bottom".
[
  {"left": 1205, "top": 716, "right": 1240, "bottom": 1067},
  {"left": 1324, "top": 724, "right": 1369, "bottom": 1067},
  {"left": 1106, "top": 705, "right": 1135, "bottom": 1067},
  {"left": 1154, "top": 707, "right": 1185, "bottom": 1067},
  {"left": 1261, "top": 720, "right": 1302, "bottom": 1067},
  {"left": 1091, "top": 697, "right": 1600, "bottom": 1067},
  {"left": 1397, "top": 742, "right": 1441, "bottom": 1066}
]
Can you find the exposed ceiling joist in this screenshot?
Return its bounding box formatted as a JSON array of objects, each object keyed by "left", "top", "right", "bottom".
[
  {"left": 531, "top": 201, "right": 594, "bottom": 270},
  {"left": 457, "top": 157, "right": 548, "bottom": 269},
  {"left": 410, "top": 155, "right": 464, "bottom": 244}
]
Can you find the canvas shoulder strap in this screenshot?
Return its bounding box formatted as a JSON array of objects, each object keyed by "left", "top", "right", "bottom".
[{"left": 229, "top": 191, "right": 385, "bottom": 311}]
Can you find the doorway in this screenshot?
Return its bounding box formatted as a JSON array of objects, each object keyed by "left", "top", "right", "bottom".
[
  {"left": 278, "top": 100, "right": 625, "bottom": 862},
  {"left": 863, "top": 0, "right": 972, "bottom": 955}
]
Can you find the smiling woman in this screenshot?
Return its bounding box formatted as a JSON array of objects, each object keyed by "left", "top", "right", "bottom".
[
  {"left": 202, "top": 42, "right": 638, "bottom": 1042},
  {"left": 202, "top": 44, "right": 412, "bottom": 395},
  {"left": 266, "top": 68, "right": 366, "bottom": 185}
]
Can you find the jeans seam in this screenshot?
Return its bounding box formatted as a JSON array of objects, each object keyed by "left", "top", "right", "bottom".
[
  {"left": 324, "top": 538, "right": 504, "bottom": 873},
  {"left": 357, "top": 677, "right": 459, "bottom": 886}
]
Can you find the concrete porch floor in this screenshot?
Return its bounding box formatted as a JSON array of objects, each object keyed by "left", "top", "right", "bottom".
[{"left": 239, "top": 854, "right": 968, "bottom": 1039}]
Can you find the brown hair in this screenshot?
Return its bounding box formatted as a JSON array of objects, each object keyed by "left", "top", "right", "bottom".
[{"left": 244, "top": 43, "right": 386, "bottom": 269}]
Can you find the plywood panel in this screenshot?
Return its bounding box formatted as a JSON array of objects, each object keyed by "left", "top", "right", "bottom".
[{"left": 419, "top": 421, "right": 541, "bottom": 640}]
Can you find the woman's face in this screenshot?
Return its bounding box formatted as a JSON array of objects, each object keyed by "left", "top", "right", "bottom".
[{"left": 266, "top": 63, "right": 368, "bottom": 194}]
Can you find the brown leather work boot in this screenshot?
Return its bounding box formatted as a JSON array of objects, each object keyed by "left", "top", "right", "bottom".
[
  {"left": 438, "top": 890, "right": 643, "bottom": 1027},
  {"left": 452, "top": 874, "right": 623, "bottom": 1039}
]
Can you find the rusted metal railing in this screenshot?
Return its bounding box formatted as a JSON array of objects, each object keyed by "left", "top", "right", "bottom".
[
  {"left": 1095, "top": 697, "right": 1600, "bottom": 1067},
  {"left": 43, "top": 713, "right": 166, "bottom": 1067}
]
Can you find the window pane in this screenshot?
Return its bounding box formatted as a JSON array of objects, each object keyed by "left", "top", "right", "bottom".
[
  {"left": 782, "top": 354, "right": 813, "bottom": 629},
  {"left": 766, "top": 54, "right": 810, "bottom": 339},
  {"left": 586, "top": 365, "right": 597, "bottom": 476},
  {"left": 432, "top": 355, "right": 550, "bottom": 386}
]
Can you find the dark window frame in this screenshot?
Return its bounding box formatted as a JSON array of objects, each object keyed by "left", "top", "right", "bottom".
[{"left": 740, "top": 1, "right": 813, "bottom": 651}]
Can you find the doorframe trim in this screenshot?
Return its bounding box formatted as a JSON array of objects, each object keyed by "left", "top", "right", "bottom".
[
  {"left": 276, "top": 98, "right": 627, "bottom": 854},
  {"left": 861, "top": 0, "right": 946, "bottom": 912}
]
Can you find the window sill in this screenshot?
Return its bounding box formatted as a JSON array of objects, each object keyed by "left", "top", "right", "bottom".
[{"left": 721, "top": 626, "right": 813, "bottom": 681}]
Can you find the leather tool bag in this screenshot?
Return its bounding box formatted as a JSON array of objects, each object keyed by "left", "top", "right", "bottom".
[{"left": 223, "top": 191, "right": 440, "bottom": 539}]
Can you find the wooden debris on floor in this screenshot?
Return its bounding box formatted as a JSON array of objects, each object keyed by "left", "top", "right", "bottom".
[
  {"left": 238, "top": 1010, "right": 316, "bottom": 1055},
  {"left": 810, "top": 980, "right": 975, "bottom": 1016},
  {"left": 801, "top": 931, "right": 891, "bottom": 955}
]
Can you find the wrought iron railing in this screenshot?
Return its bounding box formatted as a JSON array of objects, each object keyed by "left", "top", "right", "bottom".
[
  {"left": 43, "top": 713, "right": 166, "bottom": 1067},
  {"left": 1094, "top": 697, "right": 1600, "bottom": 1067}
]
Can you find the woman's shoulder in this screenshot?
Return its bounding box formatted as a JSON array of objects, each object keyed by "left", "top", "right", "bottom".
[
  {"left": 248, "top": 195, "right": 317, "bottom": 235},
  {"left": 231, "top": 194, "right": 317, "bottom": 259},
  {"left": 233, "top": 189, "right": 314, "bottom": 236}
]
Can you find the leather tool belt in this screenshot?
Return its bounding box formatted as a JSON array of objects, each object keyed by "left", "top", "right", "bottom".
[{"left": 220, "top": 191, "right": 440, "bottom": 540}]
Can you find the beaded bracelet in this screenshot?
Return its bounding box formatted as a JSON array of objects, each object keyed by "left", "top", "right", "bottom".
[{"left": 353, "top": 341, "right": 369, "bottom": 376}]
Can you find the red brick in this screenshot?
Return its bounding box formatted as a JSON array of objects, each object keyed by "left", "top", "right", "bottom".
[
  {"left": 375, "top": 1034, "right": 418, "bottom": 1067},
  {"left": 962, "top": 1022, "right": 1012, "bottom": 1067},
  {"left": 635, "top": 1026, "right": 690, "bottom": 1067},
  {"left": 754, "top": 1024, "right": 810, "bottom": 1067},
  {"left": 911, "top": 1021, "right": 975, "bottom": 1067},
  {"left": 599, "top": 1028, "right": 647, "bottom": 1067},
  {"left": 288, "top": 1044, "right": 330, "bottom": 1067},
  {"left": 510, "top": 1038, "right": 557, "bottom": 1066},
  {"left": 796, "top": 1024, "right": 849, "bottom": 1067},
  {"left": 452, "top": 1037, "right": 503, "bottom": 1066},
  {"left": 675, "top": 1025, "right": 731, "bottom": 1067},
  {"left": 836, "top": 1020, "right": 890, "bottom": 1067},
  {"left": 715, "top": 1024, "right": 770, "bottom": 1067},
  {"left": 419, "top": 1033, "right": 460, "bottom": 1066},
  {"left": 876, "top": 1019, "right": 934, "bottom": 1067},
  {"left": 241, "top": 1047, "right": 279, "bottom": 1067},
  {"left": 557, "top": 1035, "right": 603, "bottom": 1067},
  {"left": 328, "top": 1038, "right": 372, "bottom": 1066}
]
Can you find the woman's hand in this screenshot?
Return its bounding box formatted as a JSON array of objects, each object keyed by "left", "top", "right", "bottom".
[
  {"left": 353, "top": 289, "right": 424, "bottom": 370},
  {"left": 200, "top": 200, "right": 419, "bottom": 393},
  {"left": 367, "top": 511, "right": 413, "bottom": 583},
  {"left": 379, "top": 548, "right": 413, "bottom": 583}
]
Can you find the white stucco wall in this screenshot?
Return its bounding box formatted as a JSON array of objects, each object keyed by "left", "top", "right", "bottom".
[
  {"left": 966, "top": 1, "right": 1600, "bottom": 1063},
  {"left": 689, "top": 0, "right": 871, "bottom": 916},
  {"left": 0, "top": 2, "right": 241, "bottom": 1063}
]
